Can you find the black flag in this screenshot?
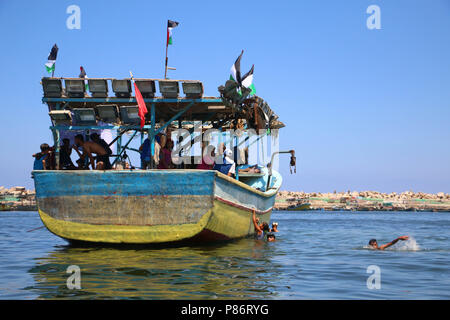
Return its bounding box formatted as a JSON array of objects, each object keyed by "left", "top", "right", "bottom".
[
  {"left": 48, "top": 44, "right": 58, "bottom": 61},
  {"left": 241, "top": 64, "right": 254, "bottom": 84},
  {"left": 230, "top": 50, "right": 244, "bottom": 85},
  {"left": 168, "top": 20, "right": 179, "bottom": 28}
]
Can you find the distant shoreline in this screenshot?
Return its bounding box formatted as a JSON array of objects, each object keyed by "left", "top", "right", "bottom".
[
  {"left": 275, "top": 191, "right": 450, "bottom": 212},
  {"left": 0, "top": 186, "right": 36, "bottom": 211},
  {"left": 2, "top": 186, "right": 449, "bottom": 212}
]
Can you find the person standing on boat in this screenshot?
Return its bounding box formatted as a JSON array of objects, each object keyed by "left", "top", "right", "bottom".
[
  {"left": 32, "top": 143, "right": 50, "bottom": 170},
  {"left": 197, "top": 143, "right": 215, "bottom": 170},
  {"left": 140, "top": 137, "right": 151, "bottom": 169},
  {"left": 59, "top": 138, "right": 75, "bottom": 170},
  {"left": 139, "top": 136, "right": 161, "bottom": 169},
  {"left": 73, "top": 134, "right": 111, "bottom": 170},
  {"left": 90, "top": 133, "right": 112, "bottom": 156}
]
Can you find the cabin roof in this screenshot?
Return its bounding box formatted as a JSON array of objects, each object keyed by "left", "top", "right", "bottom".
[{"left": 42, "top": 77, "right": 285, "bottom": 130}]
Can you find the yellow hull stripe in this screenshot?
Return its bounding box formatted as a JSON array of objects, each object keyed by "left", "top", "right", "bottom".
[
  {"left": 38, "top": 199, "right": 272, "bottom": 244},
  {"left": 39, "top": 208, "right": 212, "bottom": 244}
]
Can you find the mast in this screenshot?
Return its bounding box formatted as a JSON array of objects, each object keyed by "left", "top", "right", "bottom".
[{"left": 164, "top": 38, "right": 169, "bottom": 79}]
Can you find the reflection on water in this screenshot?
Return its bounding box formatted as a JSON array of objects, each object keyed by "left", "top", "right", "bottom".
[{"left": 27, "top": 240, "right": 282, "bottom": 299}]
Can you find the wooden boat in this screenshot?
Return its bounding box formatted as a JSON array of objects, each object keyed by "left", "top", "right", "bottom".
[
  {"left": 34, "top": 169, "right": 282, "bottom": 244},
  {"left": 286, "top": 202, "right": 311, "bottom": 211},
  {"left": 34, "top": 74, "right": 290, "bottom": 244}
]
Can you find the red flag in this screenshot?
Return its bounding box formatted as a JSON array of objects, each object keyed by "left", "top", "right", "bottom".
[{"left": 134, "top": 82, "right": 147, "bottom": 128}]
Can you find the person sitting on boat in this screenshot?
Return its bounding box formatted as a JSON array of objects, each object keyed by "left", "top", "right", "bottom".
[
  {"left": 47, "top": 145, "right": 57, "bottom": 170},
  {"left": 197, "top": 143, "right": 215, "bottom": 170},
  {"left": 158, "top": 139, "right": 173, "bottom": 169},
  {"left": 213, "top": 148, "right": 236, "bottom": 177},
  {"left": 59, "top": 138, "right": 76, "bottom": 170},
  {"left": 252, "top": 210, "right": 270, "bottom": 240},
  {"left": 32, "top": 143, "right": 50, "bottom": 170},
  {"left": 271, "top": 222, "right": 279, "bottom": 232},
  {"left": 90, "top": 133, "right": 112, "bottom": 156},
  {"left": 140, "top": 137, "right": 151, "bottom": 169},
  {"left": 73, "top": 134, "right": 112, "bottom": 170},
  {"left": 238, "top": 165, "right": 262, "bottom": 174},
  {"left": 368, "top": 236, "right": 409, "bottom": 250}
]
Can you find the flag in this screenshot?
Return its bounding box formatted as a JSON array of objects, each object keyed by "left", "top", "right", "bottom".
[
  {"left": 79, "top": 66, "right": 86, "bottom": 78},
  {"left": 134, "top": 82, "right": 148, "bottom": 128},
  {"left": 45, "top": 44, "right": 58, "bottom": 74},
  {"left": 230, "top": 50, "right": 243, "bottom": 85},
  {"left": 167, "top": 20, "right": 179, "bottom": 45},
  {"left": 45, "top": 62, "right": 55, "bottom": 74},
  {"left": 241, "top": 64, "right": 256, "bottom": 95},
  {"left": 79, "top": 66, "right": 89, "bottom": 91}
]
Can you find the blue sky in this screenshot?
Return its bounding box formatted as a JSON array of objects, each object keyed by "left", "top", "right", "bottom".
[{"left": 0, "top": 0, "right": 449, "bottom": 193}]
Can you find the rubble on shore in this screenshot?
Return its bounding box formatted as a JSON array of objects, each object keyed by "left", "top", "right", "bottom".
[
  {"left": 0, "top": 186, "right": 36, "bottom": 211},
  {"left": 2, "top": 185, "right": 449, "bottom": 212},
  {"left": 275, "top": 190, "right": 450, "bottom": 212}
]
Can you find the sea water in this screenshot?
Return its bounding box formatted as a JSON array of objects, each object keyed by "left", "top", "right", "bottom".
[{"left": 0, "top": 211, "right": 449, "bottom": 299}]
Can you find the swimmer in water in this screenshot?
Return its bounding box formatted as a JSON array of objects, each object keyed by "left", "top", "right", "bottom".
[
  {"left": 368, "top": 236, "right": 409, "bottom": 250},
  {"left": 271, "top": 222, "right": 279, "bottom": 233},
  {"left": 252, "top": 210, "right": 270, "bottom": 240}
]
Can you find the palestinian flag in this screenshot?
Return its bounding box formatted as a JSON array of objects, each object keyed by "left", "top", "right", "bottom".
[
  {"left": 79, "top": 66, "right": 89, "bottom": 91},
  {"left": 45, "top": 44, "right": 58, "bottom": 74},
  {"left": 241, "top": 64, "right": 256, "bottom": 96},
  {"left": 230, "top": 50, "right": 243, "bottom": 85},
  {"left": 167, "top": 20, "right": 179, "bottom": 45}
]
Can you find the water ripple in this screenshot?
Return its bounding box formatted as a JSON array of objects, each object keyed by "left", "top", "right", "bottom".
[{"left": 0, "top": 211, "right": 449, "bottom": 299}]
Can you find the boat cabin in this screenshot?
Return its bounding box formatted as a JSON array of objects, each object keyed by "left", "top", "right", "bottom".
[{"left": 41, "top": 76, "right": 287, "bottom": 191}]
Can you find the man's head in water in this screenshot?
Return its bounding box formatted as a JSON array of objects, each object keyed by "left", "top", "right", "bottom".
[
  {"left": 267, "top": 233, "right": 276, "bottom": 242},
  {"left": 368, "top": 239, "right": 378, "bottom": 248}
]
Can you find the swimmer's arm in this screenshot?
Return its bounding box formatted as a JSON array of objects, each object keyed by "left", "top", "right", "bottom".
[
  {"left": 379, "top": 236, "right": 409, "bottom": 250},
  {"left": 252, "top": 210, "right": 262, "bottom": 233}
]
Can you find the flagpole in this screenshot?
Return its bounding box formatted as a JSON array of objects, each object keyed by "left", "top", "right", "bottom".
[
  {"left": 52, "top": 63, "right": 55, "bottom": 78},
  {"left": 164, "top": 28, "right": 169, "bottom": 79},
  {"left": 164, "top": 42, "right": 168, "bottom": 79}
]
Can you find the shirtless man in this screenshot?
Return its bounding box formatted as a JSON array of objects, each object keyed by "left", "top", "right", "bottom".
[
  {"left": 368, "top": 236, "right": 409, "bottom": 250},
  {"left": 73, "top": 134, "right": 111, "bottom": 170}
]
